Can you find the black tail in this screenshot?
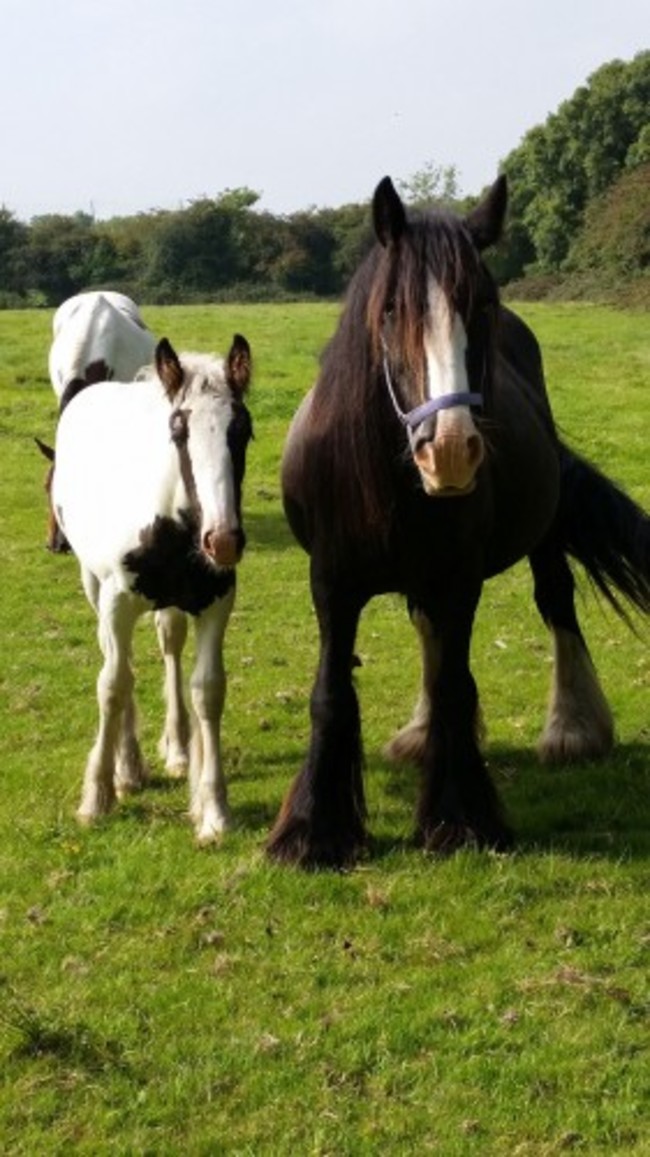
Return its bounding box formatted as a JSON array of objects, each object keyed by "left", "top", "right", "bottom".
[{"left": 557, "top": 444, "right": 650, "bottom": 621}]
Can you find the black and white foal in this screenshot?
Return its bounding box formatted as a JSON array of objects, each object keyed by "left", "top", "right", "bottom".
[{"left": 52, "top": 336, "right": 253, "bottom": 842}]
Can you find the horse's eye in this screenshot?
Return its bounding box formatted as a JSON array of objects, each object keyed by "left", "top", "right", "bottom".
[{"left": 170, "top": 410, "right": 188, "bottom": 445}]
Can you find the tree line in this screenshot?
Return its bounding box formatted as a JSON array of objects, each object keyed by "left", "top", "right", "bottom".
[{"left": 0, "top": 52, "right": 647, "bottom": 308}]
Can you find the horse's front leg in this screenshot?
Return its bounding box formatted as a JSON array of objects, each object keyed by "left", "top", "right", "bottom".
[
  {"left": 415, "top": 593, "right": 511, "bottom": 854},
  {"left": 77, "top": 582, "right": 140, "bottom": 823},
  {"left": 155, "top": 607, "right": 191, "bottom": 778},
  {"left": 267, "top": 572, "right": 367, "bottom": 869},
  {"left": 188, "top": 587, "right": 235, "bottom": 845}
]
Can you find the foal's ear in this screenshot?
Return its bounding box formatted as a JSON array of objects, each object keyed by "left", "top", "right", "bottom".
[
  {"left": 35, "top": 436, "right": 55, "bottom": 463},
  {"left": 465, "top": 174, "right": 508, "bottom": 251},
  {"left": 226, "top": 334, "right": 251, "bottom": 395},
  {"left": 156, "top": 338, "right": 184, "bottom": 400},
  {"left": 373, "top": 176, "right": 407, "bottom": 247}
]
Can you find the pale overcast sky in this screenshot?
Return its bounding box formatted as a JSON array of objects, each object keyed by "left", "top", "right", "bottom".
[{"left": 2, "top": 0, "right": 647, "bottom": 221}]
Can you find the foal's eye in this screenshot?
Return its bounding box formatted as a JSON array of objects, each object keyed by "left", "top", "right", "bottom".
[
  {"left": 231, "top": 405, "right": 253, "bottom": 442},
  {"left": 170, "top": 410, "right": 187, "bottom": 444}
]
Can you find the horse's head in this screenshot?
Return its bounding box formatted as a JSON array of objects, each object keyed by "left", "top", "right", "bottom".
[
  {"left": 368, "top": 174, "right": 506, "bottom": 497},
  {"left": 156, "top": 336, "right": 253, "bottom": 571}
]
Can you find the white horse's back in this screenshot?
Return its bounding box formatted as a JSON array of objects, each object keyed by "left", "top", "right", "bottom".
[{"left": 49, "top": 291, "right": 155, "bottom": 400}]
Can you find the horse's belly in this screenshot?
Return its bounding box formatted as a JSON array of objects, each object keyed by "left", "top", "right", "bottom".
[
  {"left": 484, "top": 438, "right": 560, "bottom": 576},
  {"left": 280, "top": 390, "right": 314, "bottom": 552}
]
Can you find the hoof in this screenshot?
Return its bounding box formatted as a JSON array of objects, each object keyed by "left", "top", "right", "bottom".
[
  {"left": 192, "top": 806, "right": 231, "bottom": 846},
  {"left": 165, "top": 761, "right": 189, "bottom": 781},
  {"left": 158, "top": 735, "right": 190, "bottom": 778},
  {"left": 76, "top": 804, "right": 112, "bottom": 826},
  {"left": 77, "top": 780, "right": 116, "bottom": 823},
  {"left": 115, "top": 764, "right": 151, "bottom": 799},
  {"left": 76, "top": 809, "right": 100, "bottom": 827},
  {"left": 383, "top": 726, "right": 427, "bottom": 766},
  {"left": 418, "top": 819, "right": 513, "bottom": 857},
  {"left": 267, "top": 816, "right": 366, "bottom": 870},
  {"left": 537, "top": 723, "right": 614, "bottom": 764}
]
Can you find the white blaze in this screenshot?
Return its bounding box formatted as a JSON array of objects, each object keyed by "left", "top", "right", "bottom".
[{"left": 421, "top": 278, "right": 472, "bottom": 438}]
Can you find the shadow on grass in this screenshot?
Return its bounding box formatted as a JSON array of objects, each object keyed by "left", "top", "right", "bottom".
[
  {"left": 374, "top": 739, "right": 650, "bottom": 861},
  {"left": 89, "top": 738, "right": 649, "bottom": 865},
  {"left": 0, "top": 978, "right": 136, "bottom": 1078}
]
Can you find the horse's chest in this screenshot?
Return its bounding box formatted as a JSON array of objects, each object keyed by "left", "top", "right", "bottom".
[{"left": 122, "top": 513, "right": 234, "bottom": 614}]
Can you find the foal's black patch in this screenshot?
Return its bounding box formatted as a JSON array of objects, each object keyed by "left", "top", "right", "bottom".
[{"left": 123, "top": 510, "right": 235, "bottom": 614}]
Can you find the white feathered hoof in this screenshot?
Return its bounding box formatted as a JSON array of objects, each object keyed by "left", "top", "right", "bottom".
[
  {"left": 383, "top": 722, "right": 427, "bottom": 766},
  {"left": 192, "top": 802, "right": 231, "bottom": 846}
]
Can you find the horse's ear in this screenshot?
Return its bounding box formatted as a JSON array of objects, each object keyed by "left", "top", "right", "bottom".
[
  {"left": 156, "top": 338, "right": 184, "bottom": 400},
  {"left": 464, "top": 175, "right": 508, "bottom": 251},
  {"left": 226, "top": 334, "right": 251, "bottom": 395},
  {"left": 373, "top": 177, "right": 407, "bottom": 247},
  {"left": 35, "top": 436, "right": 55, "bottom": 462}
]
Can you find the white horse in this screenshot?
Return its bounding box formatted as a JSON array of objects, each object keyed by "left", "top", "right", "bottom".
[
  {"left": 52, "top": 334, "right": 253, "bottom": 843},
  {"left": 43, "top": 291, "right": 156, "bottom": 552},
  {"left": 49, "top": 290, "right": 156, "bottom": 407}
]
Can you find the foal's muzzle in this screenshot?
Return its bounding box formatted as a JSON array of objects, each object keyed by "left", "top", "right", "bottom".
[{"left": 202, "top": 526, "right": 246, "bottom": 568}]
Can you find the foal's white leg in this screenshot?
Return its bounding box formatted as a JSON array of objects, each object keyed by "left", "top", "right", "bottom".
[
  {"left": 155, "top": 608, "right": 191, "bottom": 778},
  {"left": 77, "top": 582, "right": 140, "bottom": 823},
  {"left": 384, "top": 610, "right": 438, "bottom": 764},
  {"left": 538, "top": 626, "right": 614, "bottom": 762},
  {"left": 79, "top": 566, "right": 147, "bottom": 801},
  {"left": 189, "top": 588, "right": 235, "bottom": 844},
  {"left": 114, "top": 691, "right": 149, "bottom": 798}
]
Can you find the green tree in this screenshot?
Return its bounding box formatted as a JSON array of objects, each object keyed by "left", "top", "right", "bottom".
[
  {"left": 0, "top": 208, "right": 28, "bottom": 300},
  {"left": 397, "top": 161, "right": 460, "bottom": 207},
  {"left": 568, "top": 161, "right": 650, "bottom": 276},
  {"left": 502, "top": 51, "right": 650, "bottom": 272},
  {"left": 26, "top": 212, "right": 100, "bottom": 303}
]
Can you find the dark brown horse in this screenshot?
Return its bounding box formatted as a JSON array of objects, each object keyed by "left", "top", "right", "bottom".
[{"left": 268, "top": 175, "right": 649, "bottom": 868}]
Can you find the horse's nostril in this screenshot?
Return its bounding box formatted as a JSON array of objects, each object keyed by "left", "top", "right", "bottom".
[
  {"left": 202, "top": 529, "right": 244, "bottom": 566},
  {"left": 467, "top": 434, "right": 484, "bottom": 467},
  {"left": 413, "top": 435, "right": 433, "bottom": 457}
]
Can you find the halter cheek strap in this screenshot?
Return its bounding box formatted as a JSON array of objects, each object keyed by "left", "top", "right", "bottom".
[
  {"left": 169, "top": 405, "right": 201, "bottom": 521},
  {"left": 380, "top": 335, "right": 483, "bottom": 444}
]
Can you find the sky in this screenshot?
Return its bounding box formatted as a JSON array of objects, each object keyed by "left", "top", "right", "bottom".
[{"left": 2, "top": 0, "right": 647, "bottom": 222}]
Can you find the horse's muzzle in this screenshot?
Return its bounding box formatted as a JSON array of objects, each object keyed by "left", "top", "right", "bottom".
[
  {"left": 414, "top": 432, "right": 484, "bottom": 495},
  {"left": 202, "top": 527, "right": 246, "bottom": 568}
]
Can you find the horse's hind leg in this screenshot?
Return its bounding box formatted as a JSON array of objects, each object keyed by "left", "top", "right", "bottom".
[
  {"left": 114, "top": 691, "right": 149, "bottom": 798},
  {"left": 384, "top": 607, "right": 485, "bottom": 765},
  {"left": 155, "top": 608, "right": 191, "bottom": 778},
  {"left": 530, "top": 541, "right": 614, "bottom": 762},
  {"left": 383, "top": 609, "right": 434, "bottom": 764}
]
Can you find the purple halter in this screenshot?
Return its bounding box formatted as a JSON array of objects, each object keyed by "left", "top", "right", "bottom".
[{"left": 380, "top": 334, "right": 483, "bottom": 448}]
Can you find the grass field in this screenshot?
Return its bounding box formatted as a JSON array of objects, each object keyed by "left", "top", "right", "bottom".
[{"left": 0, "top": 301, "right": 648, "bottom": 1155}]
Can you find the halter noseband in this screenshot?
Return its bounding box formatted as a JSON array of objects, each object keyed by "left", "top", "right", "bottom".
[{"left": 380, "top": 333, "right": 483, "bottom": 447}]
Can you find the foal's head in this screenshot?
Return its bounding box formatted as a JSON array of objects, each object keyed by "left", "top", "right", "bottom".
[
  {"left": 367, "top": 175, "right": 506, "bottom": 496},
  {"left": 155, "top": 336, "right": 253, "bottom": 570}
]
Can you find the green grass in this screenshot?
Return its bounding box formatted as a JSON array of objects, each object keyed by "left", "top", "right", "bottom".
[{"left": 0, "top": 302, "right": 648, "bottom": 1155}]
